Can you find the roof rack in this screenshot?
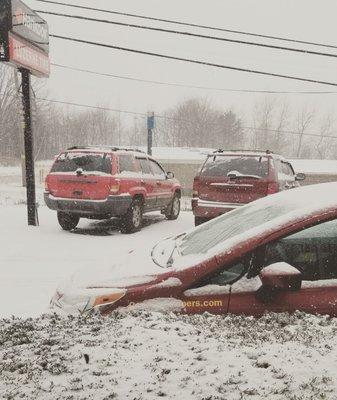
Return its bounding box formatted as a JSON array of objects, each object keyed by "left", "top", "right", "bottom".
[
  {"left": 213, "top": 149, "right": 274, "bottom": 154},
  {"left": 66, "top": 145, "right": 146, "bottom": 154}
]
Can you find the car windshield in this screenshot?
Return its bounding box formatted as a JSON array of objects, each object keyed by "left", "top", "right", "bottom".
[
  {"left": 51, "top": 152, "right": 111, "bottom": 174},
  {"left": 200, "top": 155, "right": 269, "bottom": 178},
  {"left": 179, "top": 203, "right": 291, "bottom": 256}
]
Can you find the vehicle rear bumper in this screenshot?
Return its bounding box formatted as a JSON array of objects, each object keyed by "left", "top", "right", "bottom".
[
  {"left": 44, "top": 192, "right": 132, "bottom": 217},
  {"left": 192, "top": 198, "right": 245, "bottom": 218}
]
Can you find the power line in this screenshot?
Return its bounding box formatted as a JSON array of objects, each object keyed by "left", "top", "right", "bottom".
[
  {"left": 33, "top": 0, "right": 337, "bottom": 51},
  {"left": 36, "top": 96, "right": 147, "bottom": 116},
  {"left": 37, "top": 10, "right": 337, "bottom": 60},
  {"left": 31, "top": 96, "right": 337, "bottom": 140},
  {"left": 50, "top": 34, "right": 337, "bottom": 88},
  {"left": 52, "top": 63, "right": 337, "bottom": 95}
]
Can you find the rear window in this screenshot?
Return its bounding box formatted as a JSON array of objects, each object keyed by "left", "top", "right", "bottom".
[
  {"left": 51, "top": 152, "right": 111, "bottom": 174},
  {"left": 200, "top": 155, "right": 269, "bottom": 178}
]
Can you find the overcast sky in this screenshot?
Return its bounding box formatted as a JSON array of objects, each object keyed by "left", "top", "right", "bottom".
[{"left": 24, "top": 0, "right": 337, "bottom": 123}]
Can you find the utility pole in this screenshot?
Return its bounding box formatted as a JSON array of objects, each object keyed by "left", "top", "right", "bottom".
[
  {"left": 147, "top": 112, "right": 155, "bottom": 156},
  {"left": 20, "top": 68, "right": 38, "bottom": 226},
  {"left": 13, "top": 69, "right": 26, "bottom": 186}
]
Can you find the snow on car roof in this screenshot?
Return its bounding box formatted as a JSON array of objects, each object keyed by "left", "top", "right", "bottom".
[{"left": 172, "top": 182, "right": 337, "bottom": 271}]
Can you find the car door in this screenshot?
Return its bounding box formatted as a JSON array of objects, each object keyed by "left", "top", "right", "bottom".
[
  {"left": 229, "top": 218, "right": 337, "bottom": 316},
  {"left": 180, "top": 260, "right": 247, "bottom": 315},
  {"left": 136, "top": 157, "right": 157, "bottom": 210},
  {"left": 148, "top": 158, "right": 172, "bottom": 208}
]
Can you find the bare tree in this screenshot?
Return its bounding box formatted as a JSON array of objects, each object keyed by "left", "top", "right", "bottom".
[{"left": 294, "top": 106, "right": 315, "bottom": 158}]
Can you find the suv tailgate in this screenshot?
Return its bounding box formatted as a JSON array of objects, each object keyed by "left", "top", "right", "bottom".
[
  {"left": 198, "top": 155, "right": 271, "bottom": 204},
  {"left": 46, "top": 152, "right": 112, "bottom": 200}
]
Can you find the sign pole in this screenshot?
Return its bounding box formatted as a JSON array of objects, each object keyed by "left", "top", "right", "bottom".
[
  {"left": 147, "top": 112, "right": 155, "bottom": 156},
  {"left": 20, "top": 67, "right": 38, "bottom": 226}
]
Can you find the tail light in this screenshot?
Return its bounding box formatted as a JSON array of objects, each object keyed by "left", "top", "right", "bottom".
[
  {"left": 267, "top": 182, "right": 279, "bottom": 195},
  {"left": 192, "top": 177, "right": 200, "bottom": 198},
  {"left": 110, "top": 180, "right": 120, "bottom": 195},
  {"left": 44, "top": 178, "right": 50, "bottom": 192}
]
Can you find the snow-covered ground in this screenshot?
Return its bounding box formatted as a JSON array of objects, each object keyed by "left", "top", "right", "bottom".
[
  {"left": 2, "top": 311, "right": 337, "bottom": 399},
  {"left": 0, "top": 204, "right": 193, "bottom": 318},
  {"left": 2, "top": 176, "right": 337, "bottom": 399}
]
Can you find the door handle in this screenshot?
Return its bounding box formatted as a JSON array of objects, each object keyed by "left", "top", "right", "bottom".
[
  {"left": 141, "top": 179, "right": 145, "bottom": 185},
  {"left": 156, "top": 181, "right": 162, "bottom": 185}
]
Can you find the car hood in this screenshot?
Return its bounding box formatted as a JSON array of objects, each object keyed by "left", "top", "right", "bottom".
[{"left": 50, "top": 249, "right": 173, "bottom": 314}]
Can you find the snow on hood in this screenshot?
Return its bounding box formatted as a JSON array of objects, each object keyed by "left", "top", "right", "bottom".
[{"left": 51, "top": 249, "right": 160, "bottom": 314}]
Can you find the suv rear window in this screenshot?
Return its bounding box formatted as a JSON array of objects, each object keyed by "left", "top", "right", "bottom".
[
  {"left": 201, "top": 155, "right": 269, "bottom": 178},
  {"left": 51, "top": 152, "right": 111, "bottom": 174}
]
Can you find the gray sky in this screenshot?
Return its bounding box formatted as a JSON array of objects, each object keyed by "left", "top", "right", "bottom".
[{"left": 24, "top": 0, "right": 337, "bottom": 121}]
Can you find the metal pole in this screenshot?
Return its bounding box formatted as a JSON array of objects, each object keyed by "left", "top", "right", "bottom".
[
  {"left": 147, "top": 128, "right": 152, "bottom": 156},
  {"left": 20, "top": 68, "right": 38, "bottom": 226},
  {"left": 147, "top": 112, "right": 154, "bottom": 156}
]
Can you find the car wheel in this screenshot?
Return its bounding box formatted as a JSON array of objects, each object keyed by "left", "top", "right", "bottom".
[
  {"left": 194, "top": 216, "right": 209, "bottom": 226},
  {"left": 57, "top": 211, "right": 80, "bottom": 231},
  {"left": 165, "top": 193, "right": 181, "bottom": 220},
  {"left": 120, "top": 199, "right": 143, "bottom": 233}
]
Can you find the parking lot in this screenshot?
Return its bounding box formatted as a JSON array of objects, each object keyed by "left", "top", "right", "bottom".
[{"left": 0, "top": 196, "right": 193, "bottom": 318}]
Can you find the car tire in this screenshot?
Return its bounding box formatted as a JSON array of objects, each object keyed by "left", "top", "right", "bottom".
[
  {"left": 120, "top": 199, "right": 143, "bottom": 234},
  {"left": 165, "top": 193, "right": 181, "bottom": 220},
  {"left": 57, "top": 211, "right": 80, "bottom": 231},
  {"left": 194, "top": 216, "right": 209, "bottom": 226}
]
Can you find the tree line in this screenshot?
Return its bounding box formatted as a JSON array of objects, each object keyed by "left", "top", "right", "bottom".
[{"left": 1, "top": 64, "right": 337, "bottom": 164}]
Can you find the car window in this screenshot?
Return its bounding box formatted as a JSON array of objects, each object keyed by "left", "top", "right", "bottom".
[
  {"left": 118, "top": 154, "right": 136, "bottom": 173},
  {"left": 138, "top": 158, "right": 153, "bottom": 175},
  {"left": 281, "top": 162, "right": 294, "bottom": 177},
  {"left": 264, "top": 219, "right": 337, "bottom": 281},
  {"left": 203, "top": 262, "right": 246, "bottom": 286},
  {"left": 149, "top": 159, "right": 166, "bottom": 179},
  {"left": 200, "top": 155, "right": 269, "bottom": 178},
  {"left": 51, "top": 152, "right": 111, "bottom": 174}
]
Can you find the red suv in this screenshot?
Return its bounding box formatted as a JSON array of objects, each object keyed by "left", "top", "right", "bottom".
[
  {"left": 44, "top": 146, "right": 181, "bottom": 233},
  {"left": 192, "top": 149, "right": 305, "bottom": 225}
]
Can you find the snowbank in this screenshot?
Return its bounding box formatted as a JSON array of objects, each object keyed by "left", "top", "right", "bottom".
[{"left": 1, "top": 311, "right": 337, "bottom": 399}]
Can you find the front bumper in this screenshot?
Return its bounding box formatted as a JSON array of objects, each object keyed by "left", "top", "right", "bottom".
[
  {"left": 44, "top": 192, "right": 132, "bottom": 217},
  {"left": 192, "top": 198, "right": 245, "bottom": 218}
]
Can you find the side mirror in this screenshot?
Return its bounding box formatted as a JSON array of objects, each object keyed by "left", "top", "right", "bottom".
[
  {"left": 166, "top": 171, "right": 174, "bottom": 179},
  {"left": 256, "top": 262, "right": 302, "bottom": 303},
  {"left": 295, "top": 172, "right": 306, "bottom": 181}
]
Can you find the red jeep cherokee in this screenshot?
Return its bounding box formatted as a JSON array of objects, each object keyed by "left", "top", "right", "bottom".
[
  {"left": 44, "top": 146, "right": 181, "bottom": 233},
  {"left": 192, "top": 149, "right": 305, "bottom": 225}
]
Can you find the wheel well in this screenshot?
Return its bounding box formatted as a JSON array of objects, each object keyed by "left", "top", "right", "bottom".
[
  {"left": 133, "top": 194, "right": 145, "bottom": 205},
  {"left": 175, "top": 189, "right": 181, "bottom": 198}
]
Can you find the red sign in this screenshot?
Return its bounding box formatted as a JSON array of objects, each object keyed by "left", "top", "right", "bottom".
[{"left": 8, "top": 31, "right": 50, "bottom": 77}]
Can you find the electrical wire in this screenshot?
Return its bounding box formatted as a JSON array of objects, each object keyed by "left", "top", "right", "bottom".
[
  {"left": 36, "top": 10, "right": 337, "bottom": 59},
  {"left": 52, "top": 63, "right": 337, "bottom": 95},
  {"left": 30, "top": 95, "right": 337, "bottom": 140},
  {"left": 49, "top": 34, "right": 337, "bottom": 88},
  {"left": 32, "top": 0, "right": 337, "bottom": 51}
]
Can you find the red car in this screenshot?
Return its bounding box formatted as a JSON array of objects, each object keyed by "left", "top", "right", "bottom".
[
  {"left": 51, "top": 181, "right": 337, "bottom": 317},
  {"left": 44, "top": 146, "right": 181, "bottom": 233},
  {"left": 192, "top": 149, "right": 305, "bottom": 226}
]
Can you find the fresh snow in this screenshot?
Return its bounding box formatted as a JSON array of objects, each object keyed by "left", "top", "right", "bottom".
[
  {"left": 0, "top": 204, "right": 193, "bottom": 318},
  {"left": 261, "top": 262, "right": 301, "bottom": 276},
  {"left": 2, "top": 312, "right": 337, "bottom": 399}
]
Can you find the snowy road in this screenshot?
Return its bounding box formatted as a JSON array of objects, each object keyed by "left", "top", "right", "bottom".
[{"left": 0, "top": 204, "right": 193, "bottom": 318}]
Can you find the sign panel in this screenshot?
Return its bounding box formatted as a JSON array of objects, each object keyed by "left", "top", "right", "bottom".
[
  {"left": 0, "top": 0, "right": 49, "bottom": 54},
  {"left": 8, "top": 31, "right": 50, "bottom": 76}
]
